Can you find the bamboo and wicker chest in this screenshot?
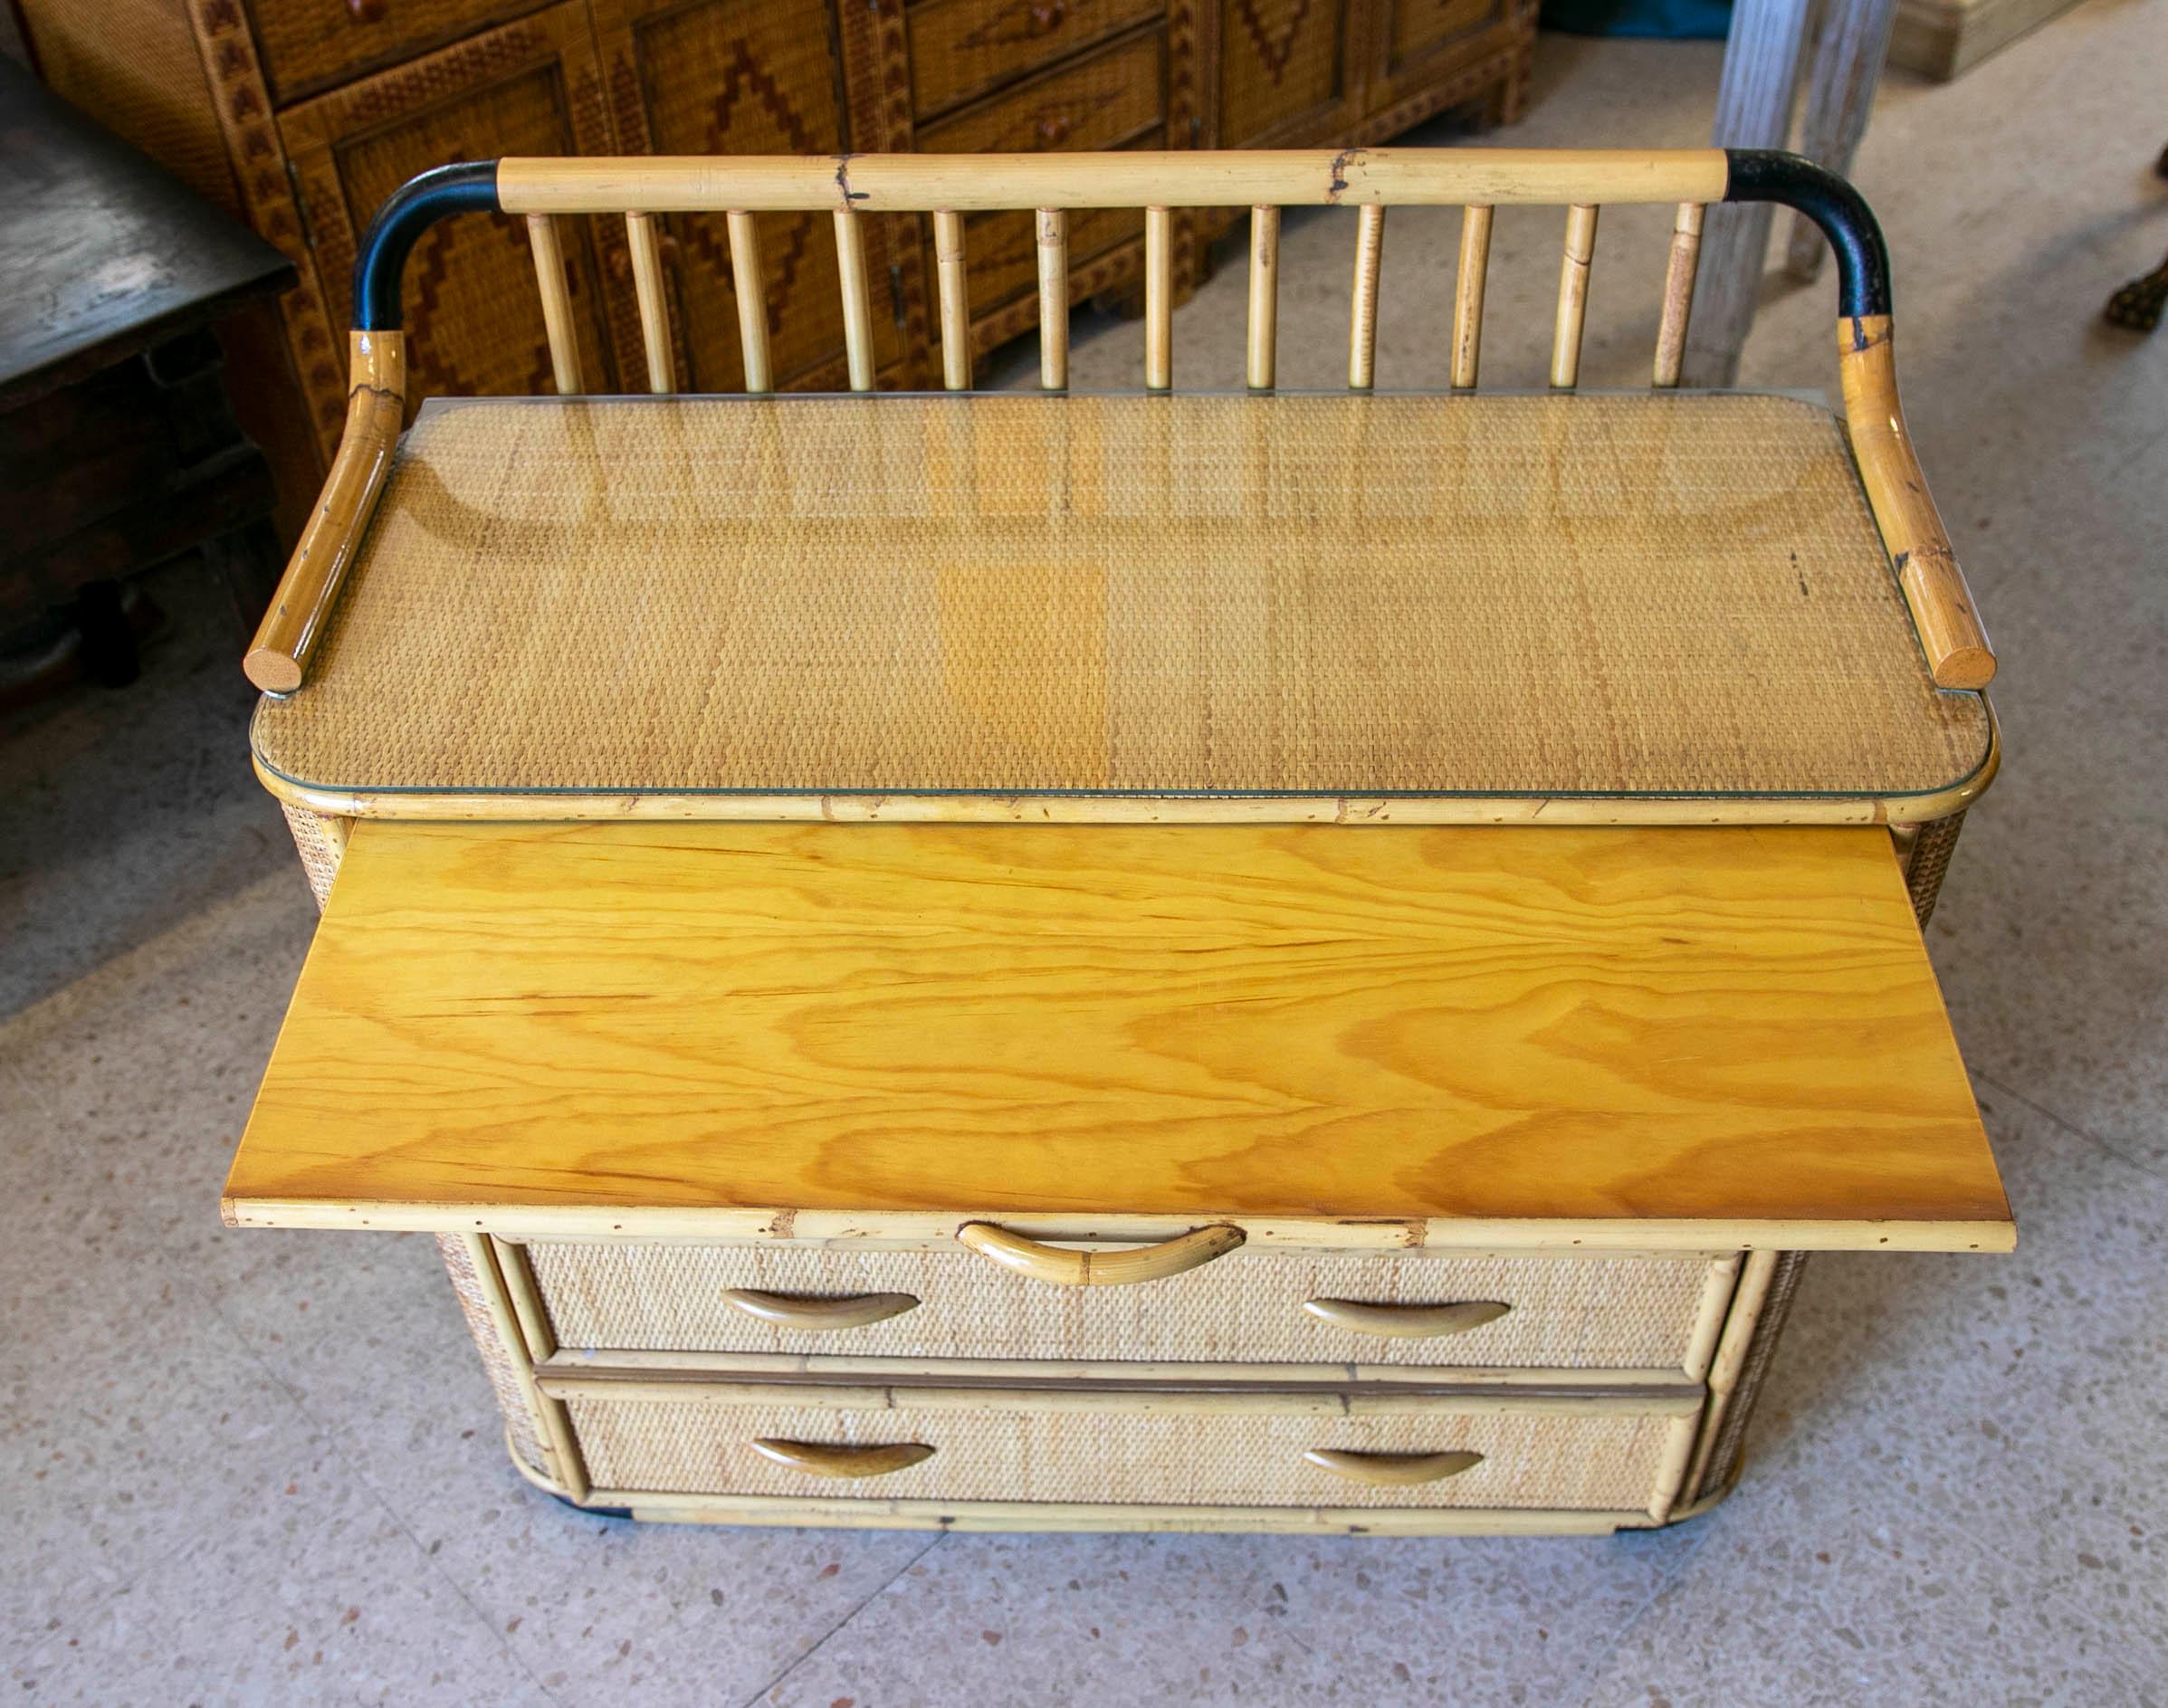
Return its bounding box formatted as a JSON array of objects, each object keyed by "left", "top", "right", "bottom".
[{"left": 226, "top": 145, "right": 2010, "bottom": 1535}]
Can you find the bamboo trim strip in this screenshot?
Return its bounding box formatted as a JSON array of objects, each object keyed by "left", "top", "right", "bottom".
[
  {"left": 605, "top": 1490, "right": 1653, "bottom": 1534},
  {"left": 833, "top": 208, "right": 875, "bottom": 392},
  {"left": 1452, "top": 205, "right": 1492, "bottom": 389},
  {"left": 1036, "top": 209, "right": 1068, "bottom": 391},
  {"left": 535, "top": 1373, "right": 1703, "bottom": 1417},
  {"left": 1681, "top": 1248, "right": 1775, "bottom": 1497},
  {"left": 1550, "top": 204, "right": 1599, "bottom": 390},
  {"left": 1653, "top": 202, "right": 1704, "bottom": 388},
  {"left": 1144, "top": 205, "right": 1172, "bottom": 390},
  {"left": 725, "top": 212, "right": 771, "bottom": 393},
  {"left": 1679, "top": 1252, "right": 1744, "bottom": 1383},
  {"left": 221, "top": 1194, "right": 2020, "bottom": 1254},
  {"left": 1647, "top": 1409, "right": 1702, "bottom": 1521},
  {"left": 624, "top": 214, "right": 673, "bottom": 394},
  {"left": 932, "top": 210, "right": 971, "bottom": 391},
  {"left": 1693, "top": 1250, "right": 1808, "bottom": 1500},
  {"left": 1348, "top": 204, "right": 1385, "bottom": 390},
  {"left": 1839, "top": 316, "right": 1995, "bottom": 687},
  {"left": 253, "top": 739, "right": 2004, "bottom": 832},
  {"left": 524, "top": 215, "right": 584, "bottom": 396},
  {"left": 546, "top": 1350, "right": 1713, "bottom": 1387},
  {"left": 494, "top": 150, "right": 1733, "bottom": 215},
  {"left": 490, "top": 1236, "right": 559, "bottom": 1362},
  {"left": 1247, "top": 206, "right": 1281, "bottom": 390},
  {"left": 458, "top": 1232, "right": 589, "bottom": 1502},
  {"left": 243, "top": 331, "right": 405, "bottom": 693}
]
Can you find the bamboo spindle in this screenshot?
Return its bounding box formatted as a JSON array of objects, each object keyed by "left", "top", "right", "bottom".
[
  {"left": 1144, "top": 205, "right": 1172, "bottom": 391},
  {"left": 1036, "top": 208, "right": 1068, "bottom": 391},
  {"left": 726, "top": 211, "right": 772, "bottom": 393},
  {"left": 1247, "top": 205, "right": 1280, "bottom": 390},
  {"left": 1551, "top": 204, "right": 1599, "bottom": 390},
  {"left": 624, "top": 213, "right": 673, "bottom": 393},
  {"left": 1653, "top": 203, "right": 1705, "bottom": 388},
  {"left": 932, "top": 209, "right": 971, "bottom": 391},
  {"left": 1451, "top": 205, "right": 1493, "bottom": 390},
  {"left": 1348, "top": 204, "right": 1385, "bottom": 390},
  {"left": 524, "top": 215, "right": 584, "bottom": 395},
  {"left": 833, "top": 207, "right": 875, "bottom": 392}
]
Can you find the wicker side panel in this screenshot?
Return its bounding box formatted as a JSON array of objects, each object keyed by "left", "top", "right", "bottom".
[
  {"left": 1905, "top": 809, "right": 1965, "bottom": 926},
  {"left": 278, "top": 804, "right": 348, "bottom": 910},
  {"left": 523, "top": 1244, "right": 1724, "bottom": 1370},
  {"left": 1691, "top": 1250, "right": 1807, "bottom": 1503},
  {"left": 436, "top": 1233, "right": 552, "bottom": 1477},
  {"left": 567, "top": 1396, "right": 1678, "bottom": 1509},
  {"left": 18, "top": 0, "right": 234, "bottom": 212}
]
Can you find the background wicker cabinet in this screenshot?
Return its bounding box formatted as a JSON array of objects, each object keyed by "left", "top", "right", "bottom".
[{"left": 19, "top": 0, "right": 1533, "bottom": 519}]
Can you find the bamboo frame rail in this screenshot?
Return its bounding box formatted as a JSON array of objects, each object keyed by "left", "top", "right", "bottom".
[{"left": 242, "top": 148, "right": 1995, "bottom": 696}]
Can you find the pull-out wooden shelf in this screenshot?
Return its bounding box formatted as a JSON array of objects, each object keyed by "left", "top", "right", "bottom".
[{"left": 227, "top": 819, "right": 2007, "bottom": 1253}]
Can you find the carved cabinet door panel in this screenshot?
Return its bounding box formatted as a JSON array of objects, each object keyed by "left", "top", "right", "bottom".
[
  {"left": 592, "top": 0, "right": 930, "bottom": 391},
  {"left": 1212, "top": 0, "right": 1366, "bottom": 148},
  {"left": 278, "top": 3, "right": 626, "bottom": 449},
  {"left": 1361, "top": 0, "right": 1519, "bottom": 121}
]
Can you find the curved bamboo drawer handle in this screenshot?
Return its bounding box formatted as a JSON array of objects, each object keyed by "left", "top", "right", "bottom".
[
  {"left": 1304, "top": 1448, "right": 1485, "bottom": 1487},
  {"left": 1302, "top": 1299, "right": 1511, "bottom": 1340},
  {"left": 750, "top": 1439, "right": 935, "bottom": 1480},
  {"left": 956, "top": 1222, "right": 1245, "bottom": 1285},
  {"left": 721, "top": 1289, "right": 919, "bottom": 1331}
]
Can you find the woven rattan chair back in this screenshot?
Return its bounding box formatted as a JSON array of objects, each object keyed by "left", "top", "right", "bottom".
[{"left": 243, "top": 148, "right": 1991, "bottom": 700}]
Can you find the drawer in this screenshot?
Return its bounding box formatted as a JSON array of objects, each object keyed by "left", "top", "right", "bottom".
[
  {"left": 553, "top": 1381, "right": 1696, "bottom": 1512},
  {"left": 520, "top": 1241, "right": 1738, "bottom": 1377},
  {"left": 1383, "top": 0, "right": 1505, "bottom": 72},
  {"left": 249, "top": 0, "right": 544, "bottom": 105},
  {"left": 915, "top": 27, "right": 1164, "bottom": 153},
  {"left": 910, "top": 0, "right": 1163, "bottom": 119}
]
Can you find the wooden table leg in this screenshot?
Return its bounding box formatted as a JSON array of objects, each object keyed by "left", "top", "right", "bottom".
[
  {"left": 1785, "top": 0, "right": 1901, "bottom": 280},
  {"left": 1681, "top": 0, "right": 1816, "bottom": 386}
]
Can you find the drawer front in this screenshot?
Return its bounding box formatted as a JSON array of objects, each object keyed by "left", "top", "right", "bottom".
[
  {"left": 914, "top": 27, "right": 1164, "bottom": 153},
  {"left": 563, "top": 1390, "right": 1686, "bottom": 1510},
  {"left": 523, "top": 1244, "right": 1734, "bottom": 1374},
  {"left": 1384, "top": 0, "right": 1504, "bottom": 72},
  {"left": 910, "top": 0, "right": 1164, "bottom": 119},
  {"left": 250, "top": 0, "right": 541, "bottom": 104}
]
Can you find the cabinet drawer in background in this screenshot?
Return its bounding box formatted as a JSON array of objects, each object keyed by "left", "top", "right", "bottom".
[
  {"left": 915, "top": 26, "right": 1164, "bottom": 152},
  {"left": 520, "top": 1242, "right": 1738, "bottom": 1377},
  {"left": 249, "top": 0, "right": 546, "bottom": 104},
  {"left": 909, "top": 0, "right": 1164, "bottom": 119},
  {"left": 555, "top": 1382, "right": 1696, "bottom": 1512}
]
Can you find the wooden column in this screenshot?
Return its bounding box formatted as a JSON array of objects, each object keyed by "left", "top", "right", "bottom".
[
  {"left": 1680, "top": 0, "right": 1814, "bottom": 387},
  {"left": 1785, "top": 0, "right": 1899, "bottom": 280}
]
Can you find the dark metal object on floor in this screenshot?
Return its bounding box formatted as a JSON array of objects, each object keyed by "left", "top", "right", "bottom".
[{"left": 0, "top": 59, "right": 294, "bottom": 701}]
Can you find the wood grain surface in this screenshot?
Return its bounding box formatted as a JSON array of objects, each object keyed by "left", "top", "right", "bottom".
[{"left": 224, "top": 822, "right": 2010, "bottom": 1249}]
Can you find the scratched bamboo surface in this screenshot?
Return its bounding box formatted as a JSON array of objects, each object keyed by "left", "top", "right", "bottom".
[
  {"left": 224, "top": 820, "right": 2010, "bottom": 1250},
  {"left": 248, "top": 391, "right": 1991, "bottom": 806}
]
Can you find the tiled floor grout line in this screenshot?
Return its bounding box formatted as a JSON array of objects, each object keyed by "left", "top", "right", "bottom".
[
  {"left": 203, "top": 1286, "right": 569, "bottom": 1705},
  {"left": 732, "top": 1531, "right": 950, "bottom": 1708},
  {"left": 1555, "top": 1521, "right": 1725, "bottom": 1708},
  {"left": 1973, "top": 1070, "right": 2166, "bottom": 1185}
]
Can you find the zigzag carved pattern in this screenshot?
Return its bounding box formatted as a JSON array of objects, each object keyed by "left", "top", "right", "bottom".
[
  {"left": 681, "top": 42, "right": 829, "bottom": 342},
  {"left": 405, "top": 194, "right": 559, "bottom": 398},
  {"left": 1231, "top": 0, "right": 1318, "bottom": 81}
]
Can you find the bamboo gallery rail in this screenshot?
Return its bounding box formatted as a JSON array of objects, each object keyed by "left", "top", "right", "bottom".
[{"left": 242, "top": 148, "right": 1994, "bottom": 699}]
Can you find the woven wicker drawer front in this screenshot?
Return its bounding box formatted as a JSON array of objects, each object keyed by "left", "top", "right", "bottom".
[
  {"left": 523, "top": 1244, "right": 1730, "bottom": 1372},
  {"left": 564, "top": 1393, "right": 1682, "bottom": 1510}
]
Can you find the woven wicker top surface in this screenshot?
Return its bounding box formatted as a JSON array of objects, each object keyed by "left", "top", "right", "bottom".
[{"left": 251, "top": 390, "right": 1992, "bottom": 804}]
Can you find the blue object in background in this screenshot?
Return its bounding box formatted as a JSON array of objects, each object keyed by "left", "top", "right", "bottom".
[{"left": 1541, "top": 0, "right": 1732, "bottom": 38}]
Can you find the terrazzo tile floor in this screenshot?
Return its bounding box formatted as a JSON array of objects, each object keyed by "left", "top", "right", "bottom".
[{"left": 5, "top": 11, "right": 2165, "bottom": 1703}]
